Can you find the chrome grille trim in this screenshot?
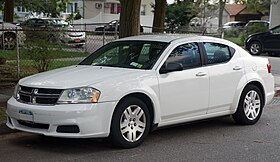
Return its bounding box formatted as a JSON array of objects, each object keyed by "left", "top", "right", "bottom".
[{"left": 17, "top": 86, "right": 63, "bottom": 105}]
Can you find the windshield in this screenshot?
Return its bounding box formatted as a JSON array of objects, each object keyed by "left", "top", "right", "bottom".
[{"left": 79, "top": 41, "right": 168, "bottom": 69}]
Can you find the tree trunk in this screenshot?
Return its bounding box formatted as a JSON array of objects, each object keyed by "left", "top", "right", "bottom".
[
  {"left": 152, "top": 0, "right": 167, "bottom": 33},
  {"left": 4, "top": 0, "right": 14, "bottom": 22},
  {"left": 119, "top": 0, "right": 141, "bottom": 38},
  {"left": 218, "top": 0, "right": 226, "bottom": 28}
]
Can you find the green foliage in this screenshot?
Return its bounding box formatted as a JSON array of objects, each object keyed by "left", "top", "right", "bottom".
[
  {"left": 246, "top": 23, "right": 269, "bottom": 35},
  {"left": 246, "top": 0, "right": 271, "bottom": 14},
  {"left": 74, "top": 11, "right": 82, "bottom": 20},
  {"left": 0, "top": 49, "right": 89, "bottom": 60},
  {"left": 24, "top": 39, "right": 52, "bottom": 72},
  {"left": 223, "top": 28, "right": 240, "bottom": 38},
  {"left": 166, "top": 1, "right": 199, "bottom": 27},
  {"left": 14, "top": 0, "right": 70, "bottom": 17},
  {"left": 225, "top": 37, "right": 244, "bottom": 46}
]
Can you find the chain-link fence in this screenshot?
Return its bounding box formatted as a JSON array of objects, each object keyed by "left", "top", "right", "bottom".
[{"left": 0, "top": 22, "right": 222, "bottom": 84}]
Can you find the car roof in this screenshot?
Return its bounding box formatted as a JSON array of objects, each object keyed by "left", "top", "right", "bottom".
[
  {"left": 117, "top": 34, "right": 228, "bottom": 44},
  {"left": 247, "top": 20, "right": 269, "bottom": 23},
  {"left": 224, "top": 21, "right": 245, "bottom": 24}
]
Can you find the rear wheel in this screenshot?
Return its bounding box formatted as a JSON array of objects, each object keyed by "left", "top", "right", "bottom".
[
  {"left": 249, "top": 41, "right": 262, "bottom": 55},
  {"left": 110, "top": 97, "right": 150, "bottom": 148},
  {"left": 232, "top": 84, "right": 263, "bottom": 125}
]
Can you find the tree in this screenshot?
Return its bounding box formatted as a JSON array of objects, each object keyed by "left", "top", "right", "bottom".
[
  {"left": 218, "top": 0, "right": 227, "bottom": 28},
  {"left": 152, "top": 0, "right": 167, "bottom": 33},
  {"left": 246, "top": 0, "right": 270, "bottom": 14},
  {"left": 165, "top": 1, "right": 199, "bottom": 28},
  {"left": 0, "top": 0, "right": 71, "bottom": 20},
  {"left": 20, "top": 0, "right": 70, "bottom": 17},
  {"left": 3, "top": 0, "right": 14, "bottom": 22},
  {"left": 119, "top": 0, "right": 141, "bottom": 38}
]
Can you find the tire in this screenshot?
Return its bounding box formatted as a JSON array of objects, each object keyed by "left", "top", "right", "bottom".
[
  {"left": 232, "top": 84, "right": 264, "bottom": 125},
  {"left": 2, "top": 33, "right": 16, "bottom": 50},
  {"left": 249, "top": 41, "right": 262, "bottom": 55},
  {"left": 110, "top": 97, "right": 151, "bottom": 148}
]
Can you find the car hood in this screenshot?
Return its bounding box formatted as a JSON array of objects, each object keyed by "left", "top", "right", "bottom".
[
  {"left": 1, "top": 23, "right": 22, "bottom": 29},
  {"left": 20, "top": 65, "right": 141, "bottom": 89}
]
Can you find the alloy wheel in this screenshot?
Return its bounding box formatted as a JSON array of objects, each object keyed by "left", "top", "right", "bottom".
[
  {"left": 250, "top": 43, "right": 260, "bottom": 55},
  {"left": 120, "top": 105, "right": 146, "bottom": 142},
  {"left": 243, "top": 90, "right": 261, "bottom": 120},
  {"left": 4, "top": 36, "right": 15, "bottom": 50}
]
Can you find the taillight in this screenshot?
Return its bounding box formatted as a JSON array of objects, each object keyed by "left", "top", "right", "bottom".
[{"left": 267, "top": 63, "right": 271, "bottom": 73}]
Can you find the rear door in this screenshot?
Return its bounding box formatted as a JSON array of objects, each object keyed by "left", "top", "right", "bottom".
[{"left": 202, "top": 42, "right": 244, "bottom": 114}]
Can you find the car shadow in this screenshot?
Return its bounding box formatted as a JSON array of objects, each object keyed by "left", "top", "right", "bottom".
[{"left": 7, "top": 116, "right": 243, "bottom": 153}]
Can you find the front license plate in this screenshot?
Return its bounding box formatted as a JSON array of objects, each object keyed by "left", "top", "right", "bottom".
[
  {"left": 74, "top": 39, "right": 81, "bottom": 43},
  {"left": 19, "top": 110, "right": 33, "bottom": 122}
]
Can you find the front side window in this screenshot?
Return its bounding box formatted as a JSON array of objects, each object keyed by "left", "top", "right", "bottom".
[
  {"left": 204, "top": 42, "right": 232, "bottom": 65},
  {"left": 79, "top": 41, "right": 168, "bottom": 69},
  {"left": 166, "top": 43, "right": 201, "bottom": 69}
]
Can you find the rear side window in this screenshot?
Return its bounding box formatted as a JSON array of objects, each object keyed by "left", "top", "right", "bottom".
[
  {"left": 203, "top": 42, "right": 233, "bottom": 65},
  {"left": 166, "top": 43, "right": 201, "bottom": 69}
]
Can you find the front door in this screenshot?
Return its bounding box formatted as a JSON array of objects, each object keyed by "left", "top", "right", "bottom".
[{"left": 158, "top": 42, "right": 209, "bottom": 123}]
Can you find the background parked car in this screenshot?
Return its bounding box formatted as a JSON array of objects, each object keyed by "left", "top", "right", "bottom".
[
  {"left": 244, "top": 20, "right": 270, "bottom": 35},
  {"left": 245, "top": 24, "right": 280, "bottom": 56},
  {"left": 0, "top": 21, "right": 25, "bottom": 50},
  {"left": 223, "top": 21, "right": 246, "bottom": 31},
  {"left": 19, "top": 18, "right": 86, "bottom": 47},
  {"left": 95, "top": 20, "right": 144, "bottom": 34},
  {"left": 222, "top": 21, "right": 246, "bottom": 38}
]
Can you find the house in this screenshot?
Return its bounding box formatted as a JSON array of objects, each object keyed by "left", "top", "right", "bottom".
[
  {"left": 223, "top": 4, "right": 263, "bottom": 24},
  {"left": 84, "top": 0, "right": 154, "bottom": 19}
]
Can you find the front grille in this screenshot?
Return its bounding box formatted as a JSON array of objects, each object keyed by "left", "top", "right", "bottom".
[{"left": 17, "top": 86, "right": 63, "bottom": 105}]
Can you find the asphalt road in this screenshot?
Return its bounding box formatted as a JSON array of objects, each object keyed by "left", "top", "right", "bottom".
[
  {"left": 0, "top": 102, "right": 280, "bottom": 162},
  {"left": 268, "top": 56, "right": 280, "bottom": 76}
]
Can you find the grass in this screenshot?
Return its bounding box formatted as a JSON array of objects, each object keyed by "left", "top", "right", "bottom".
[
  {"left": 224, "top": 37, "right": 244, "bottom": 46},
  {"left": 1, "top": 60, "right": 81, "bottom": 79},
  {"left": 0, "top": 49, "right": 89, "bottom": 60}
]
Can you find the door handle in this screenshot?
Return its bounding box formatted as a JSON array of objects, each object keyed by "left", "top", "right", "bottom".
[
  {"left": 233, "top": 66, "right": 242, "bottom": 71},
  {"left": 196, "top": 72, "right": 207, "bottom": 77}
]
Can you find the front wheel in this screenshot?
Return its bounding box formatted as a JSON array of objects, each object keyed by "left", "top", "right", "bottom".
[
  {"left": 110, "top": 97, "right": 150, "bottom": 148},
  {"left": 232, "top": 84, "right": 264, "bottom": 125}
]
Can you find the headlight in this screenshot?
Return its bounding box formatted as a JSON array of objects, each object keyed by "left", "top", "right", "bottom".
[
  {"left": 57, "top": 87, "right": 100, "bottom": 104},
  {"left": 13, "top": 83, "right": 20, "bottom": 99}
]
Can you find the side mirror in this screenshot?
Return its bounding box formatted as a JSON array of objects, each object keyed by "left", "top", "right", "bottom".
[{"left": 159, "top": 62, "right": 183, "bottom": 74}]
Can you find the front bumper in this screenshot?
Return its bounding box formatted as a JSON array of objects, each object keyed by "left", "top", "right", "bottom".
[{"left": 6, "top": 97, "right": 116, "bottom": 138}]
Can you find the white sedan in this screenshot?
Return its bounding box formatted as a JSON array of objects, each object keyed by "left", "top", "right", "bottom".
[{"left": 6, "top": 35, "right": 275, "bottom": 148}]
